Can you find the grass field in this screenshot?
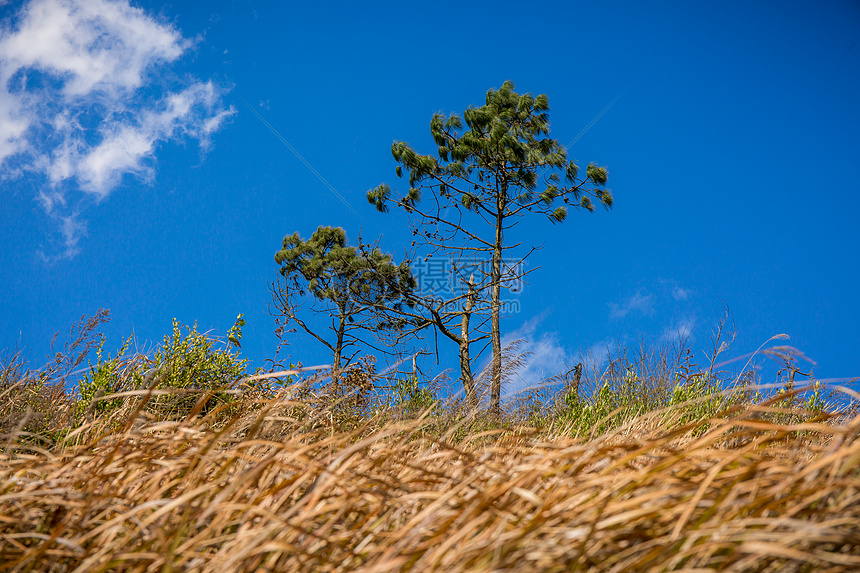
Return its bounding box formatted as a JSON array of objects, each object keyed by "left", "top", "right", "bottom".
[{"left": 2, "top": 317, "right": 859, "bottom": 572}]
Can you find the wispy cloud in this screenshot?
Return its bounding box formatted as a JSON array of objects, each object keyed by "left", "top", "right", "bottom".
[
  {"left": 0, "top": 0, "right": 234, "bottom": 257},
  {"left": 663, "top": 316, "right": 696, "bottom": 343},
  {"left": 37, "top": 212, "right": 87, "bottom": 261},
  {"left": 577, "top": 339, "right": 614, "bottom": 369},
  {"left": 498, "top": 314, "right": 571, "bottom": 398},
  {"left": 672, "top": 286, "right": 690, "bottom": 301},
  {"left": 74, "top": 82, "right": 232, "bottom": 195},
  {"left": 658, "top": 278, "right": 692, "bottom": 302},
  {"left": 608, "top": 291, "right": 655, "bottom": 320}
]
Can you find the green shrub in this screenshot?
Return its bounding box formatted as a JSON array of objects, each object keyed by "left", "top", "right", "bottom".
[
  {"left": 76, "top": 317, "right": 250, "bottom": 424},
  {"left": 559, "top": 382, "right": 617, "bottom": 437},
  {"left": 393, "top": 374, "right": 436, "bottom": 414},
  {"left": 804, "top": 380, "right": 827, "bottom": 413},
  {"left": 664, "top": 374, "right": 726, "bottom": 429},
  {"left": 77, "top": 335, "right": 136, "bottom": 419},
  {"left": 145, "top": 318, "right": 249, "bottom": 419}
]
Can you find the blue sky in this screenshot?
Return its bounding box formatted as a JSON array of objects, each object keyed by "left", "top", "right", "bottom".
[{"left": 1, "top": 0, "right": 858, "bottom": 396}]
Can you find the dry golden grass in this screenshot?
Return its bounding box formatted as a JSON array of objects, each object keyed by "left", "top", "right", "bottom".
[{"left": 1, "top": 393, "right": 859, "bottom": 572}]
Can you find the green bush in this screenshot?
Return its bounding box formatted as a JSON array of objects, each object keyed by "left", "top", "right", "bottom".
[
  {"left": 146, "top": 318, "right": 249, "bottom": 419},
  {"left": 560, "top": 382, "right": 617, "bottom": 437},
  {"left": 76, "top": 318, "right": 250, "bottom": 423},
  {"left": 555, "top": 368, "right": 737, "bottom": 437},
  {"left": 664, "top": 374, "right": 726, "bottom": 428},
  {"left": 78, "top": 335, "right": 136, "bottom": 419},
  {"left": 393, "top": 374, "right": 436, "bottom": 414}
]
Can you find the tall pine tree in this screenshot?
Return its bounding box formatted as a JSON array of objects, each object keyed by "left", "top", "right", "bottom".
[{"left": 368, "top": 81, "right": 613, "bottom": 414}]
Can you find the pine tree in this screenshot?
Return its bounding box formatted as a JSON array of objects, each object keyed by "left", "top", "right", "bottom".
[
  {"left": 368, "top": 81, "right": 613, "bottom": 415},
  {"left": 273, "top": 226, "right": 415, "bottom": 377}
]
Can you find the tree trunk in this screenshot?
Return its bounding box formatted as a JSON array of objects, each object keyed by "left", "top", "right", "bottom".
[
  {"left": 333, "top": 313, "right": 345, "bottom": 382},
  {"left": 490, "top": 192, "right": 505, "bottom": 416},
  {"left": 460, "top": 274, "right": 478, "bottom": 408}
]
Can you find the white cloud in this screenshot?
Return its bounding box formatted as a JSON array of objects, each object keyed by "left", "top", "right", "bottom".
[
  {"left": 36, "top": 211, "right": 87, "bottom": 261},
  {"left": 577, "top": 339, "right": 613, "bottom": 370},
  {"left": 0, "top": 0, "right": 234, "bottom": 254},
  {"left": 0, "top": 86, "right": 29, "bottom": 163},
  {"left": 59, "top": 213, "right": 86, "bottom": 258},
  {"left": 608, "top": 291, "right": 655, "bottom": 320},
  {"left": 658, "top": 278, "right": 692, "bottom": 303},
  {"left": 75, "top": 82, "right": 231, "bottom": 195},
  {"left": 496, "top": 314, "right": 572, "bottom": 399},
  {"left": 663, "top": 316, "right": 696, "bottom": 343},
  {"left": 672, "top": 286, "right": 690, "bottom": 301},
  {"left": 0, "top": 0, "right": 184, "bottom": 97}
]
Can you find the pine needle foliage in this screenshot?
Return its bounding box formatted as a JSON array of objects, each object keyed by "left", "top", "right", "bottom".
[
  {"left": 368, "top": 81, "right": 613, "bottom": 415},
  {"left": 274, "top": 226, "right": 416, "bottom": 374}
]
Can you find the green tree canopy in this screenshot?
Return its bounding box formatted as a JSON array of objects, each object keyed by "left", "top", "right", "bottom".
[
  {"left": 274, "top": 225, "right": 415, "bottom": 375},
  {"left": 368, "top": 80, "right": 613, "bottom": 414}
]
